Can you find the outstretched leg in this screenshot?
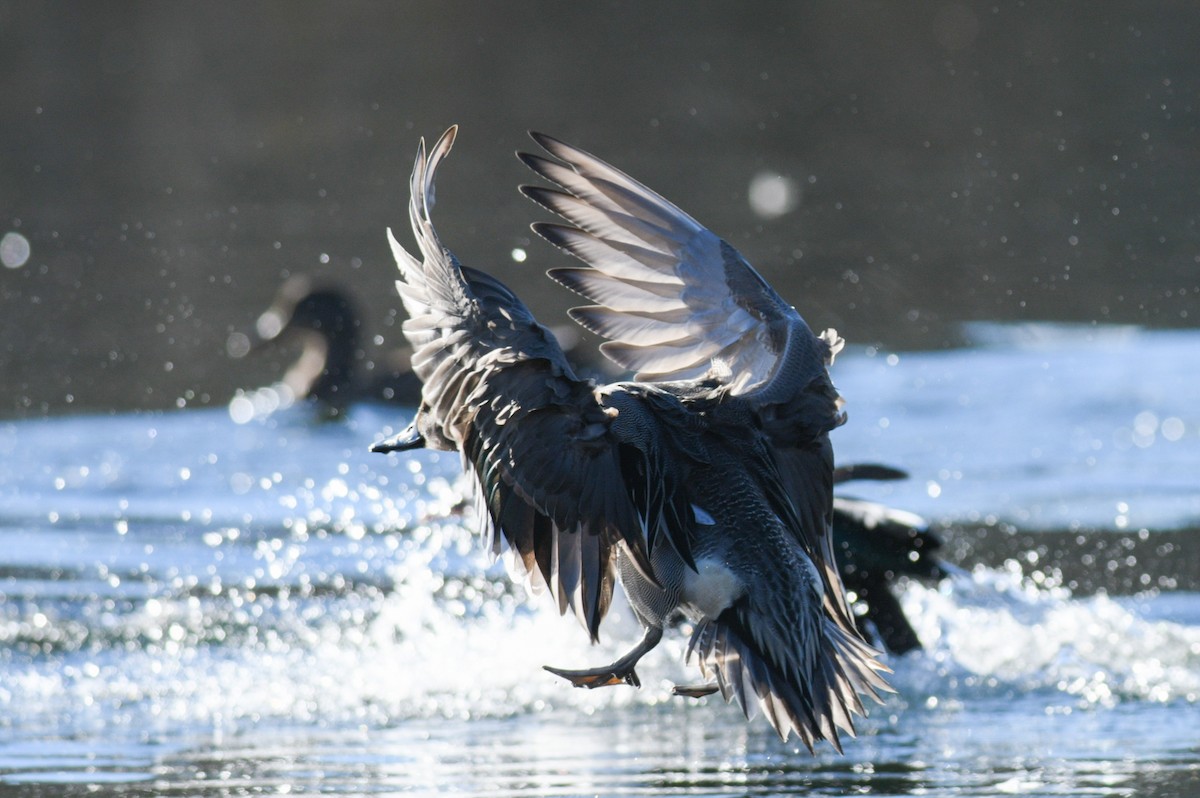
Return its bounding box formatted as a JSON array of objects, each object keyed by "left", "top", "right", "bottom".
[{"left": 544, "top": 625, "right": 663, "bottom": 689}]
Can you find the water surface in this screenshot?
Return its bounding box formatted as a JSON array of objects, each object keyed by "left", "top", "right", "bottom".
[{"left": 1, "top": 325, "right": 1198, "bottom": 796}]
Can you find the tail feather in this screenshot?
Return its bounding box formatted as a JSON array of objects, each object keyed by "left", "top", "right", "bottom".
[{"left": 689, "top": 604, "right": 891, "bottom": 751}]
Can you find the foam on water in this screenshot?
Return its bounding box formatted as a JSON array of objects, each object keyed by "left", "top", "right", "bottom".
[
  {"left": 4, "top": 566, "right": 1194, "bottom": 740},
  {"left": 893, "top": 567, "right": 1200, "bottom": 707}
]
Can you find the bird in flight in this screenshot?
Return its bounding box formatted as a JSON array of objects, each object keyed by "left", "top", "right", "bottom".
[{"left": 372, "top": 127, "right": 891, "bottom": 750}]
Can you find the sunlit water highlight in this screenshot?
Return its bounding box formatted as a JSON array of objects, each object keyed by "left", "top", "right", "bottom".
[{"left": 0, "top": 325, "right": 1197, "bottom": 796}]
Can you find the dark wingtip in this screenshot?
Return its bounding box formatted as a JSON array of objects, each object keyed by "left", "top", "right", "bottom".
[
  {"left": 516, "top": 183, "right": 542, "bottom": 204},
  {"left": 519, "top": 184, "right": 571, "bottom": 212},
  {"left": 527, "top": 130, "right": 560, "bottom": 150},
  {"left": 515, "top": 150, "right": 551, "bottom": 174},
  {"left": 529, "top": 221, "right": 575, "bottom": 248},
  {"left": 517, "top": 130, "right": 560, "bottom": 174},
  {"left": 527, "top": 131, "right": 585, "bottom": 166}
]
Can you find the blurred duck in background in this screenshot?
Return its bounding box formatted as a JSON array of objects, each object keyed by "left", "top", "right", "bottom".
[{"left": 235, "top": 275, "right": 421, "bottom": 418}]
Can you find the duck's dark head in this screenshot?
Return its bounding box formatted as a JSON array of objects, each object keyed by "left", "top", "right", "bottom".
[
  {"left": 254, "top": 276, "right": 363, "bottom": 415},
  {"left": 256, "top": 277, "right": 359, "bottom": 344}
]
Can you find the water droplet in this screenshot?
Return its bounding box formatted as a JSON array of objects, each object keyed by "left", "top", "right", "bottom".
[
  {"left": 1161, "top": 417, "right": 1185, "bottom": 441},
  {"left": 226, "top": 331, "right": 251, "bottom": 358},
  {"left": 748, "top": 171, "right": 799, "bottom": 219},
  {"left": 0, "top": 232, "right": 30, "bottom": 269}
]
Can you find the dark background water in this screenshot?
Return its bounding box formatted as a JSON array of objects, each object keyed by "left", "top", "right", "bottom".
[{"left": 2, "top": 1, "right": 1197, "bottom": 418}]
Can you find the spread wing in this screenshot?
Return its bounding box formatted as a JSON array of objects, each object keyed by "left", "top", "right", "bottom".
[
  {"left": 518, "top": 132, "right": 843, "bottom": 405},
  {"left": 383, "top": 127, "right": 653, "bottom": 639},
  {"left": 518, "top": 131, "right": 856, "bottom": 634}
]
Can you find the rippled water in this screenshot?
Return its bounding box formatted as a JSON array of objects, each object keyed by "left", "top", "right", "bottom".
[{"left": 1, "top": 324, "right": 1198, "bottom": 796}]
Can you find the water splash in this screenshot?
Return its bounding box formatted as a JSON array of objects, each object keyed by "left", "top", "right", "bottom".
[{"left": 892, "top": 564, "right": 1200, "bottom": 708}]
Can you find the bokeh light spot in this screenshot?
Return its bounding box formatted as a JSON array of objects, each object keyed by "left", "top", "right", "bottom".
[{"left": 1, "top": 231, "right": 31, "bottom": 269}]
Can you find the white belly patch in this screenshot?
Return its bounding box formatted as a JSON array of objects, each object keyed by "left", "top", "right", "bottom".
[{"left": 683, "top": 557, "right": 744, "bottom": 618}]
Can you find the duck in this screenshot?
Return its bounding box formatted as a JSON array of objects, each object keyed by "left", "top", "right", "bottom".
[
  {"left": 246, "top": 278, "right": 943, "bottom": 651},
  {"left": 831, "top": 464, "right": 948, "bottom": 655},
  {"left": 244, "top": 276, "right": 944, "bottom": 652},
  {"left": 370, "top": 127, "right": 891, "bottom": 749},
  {"left": 242, "top": 282, "right": 943, "bottom": 654},
  {"left": 245, "top": 275, "right": 421, "bottom": 417}
]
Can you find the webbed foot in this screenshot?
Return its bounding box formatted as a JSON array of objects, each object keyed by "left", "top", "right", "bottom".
[
  {"left": 542, "top": 625, "right": 663, "bottom": 691},
  {"left": 543, "top": 664, "right": 641, "bottom": 689}
]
